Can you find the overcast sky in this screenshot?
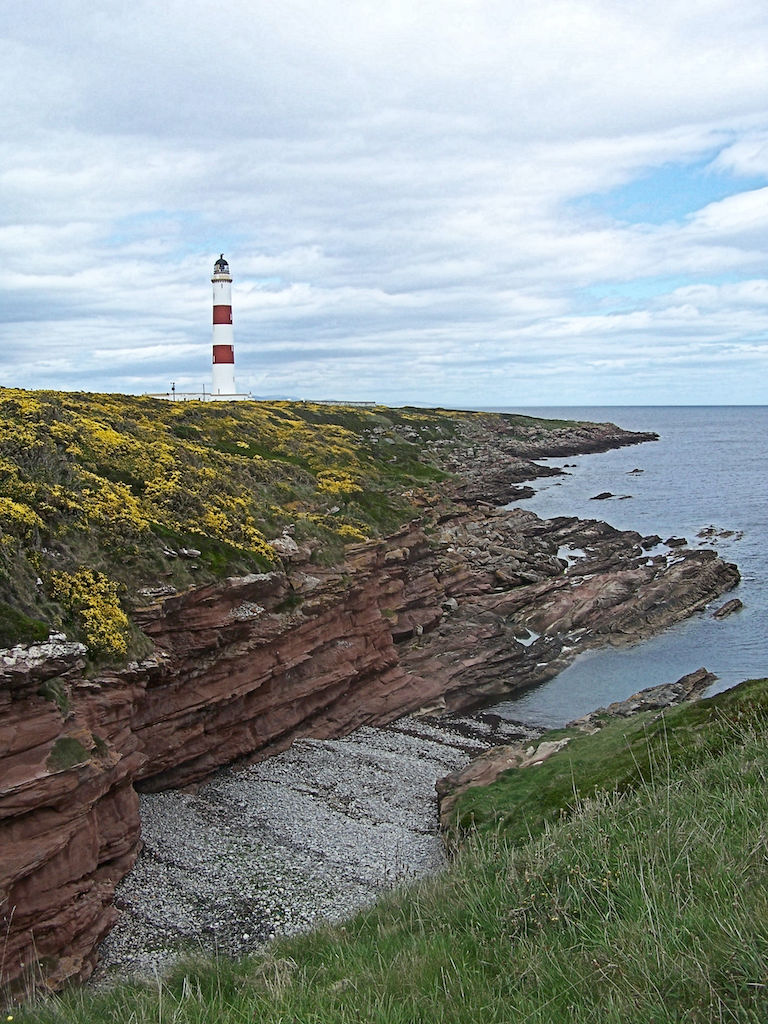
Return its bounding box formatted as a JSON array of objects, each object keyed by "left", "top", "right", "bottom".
[{"left": 2, "top": 1, "right": 767, "bottom": 407}]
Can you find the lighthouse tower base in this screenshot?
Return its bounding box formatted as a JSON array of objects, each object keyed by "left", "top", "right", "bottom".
[{"left": 212, "top": 349, "right": 236, "bottom": 397}]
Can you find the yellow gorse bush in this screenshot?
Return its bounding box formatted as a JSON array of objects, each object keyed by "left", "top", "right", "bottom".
[
  {"left": 336, "top": 523, "right": 369, "bottom": 543},
  {"left": 49, "top": 568, "right": 130, "bottom": 657},
  {"left": 0, "top": 496, "right": 44, "bottom": 537},
  {"left": 79, "top": 477, "right": 152, "bottom": 534},
  {"left": 316, "top": 470, "right": 364, "bottom": 499},
  {"left": 0, "top": 390, "right": 447, "bottom": 551}
]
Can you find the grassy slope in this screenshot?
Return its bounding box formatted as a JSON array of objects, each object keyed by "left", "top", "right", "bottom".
[
  {"left": 9, "top": 679, "right": 768, "bottom": 1023},
  {"left": 446, "top": 677, "right": 768, "bottom": 843},
  {"left": 0, "top": 390, "right": 486, "bottom": 654}
]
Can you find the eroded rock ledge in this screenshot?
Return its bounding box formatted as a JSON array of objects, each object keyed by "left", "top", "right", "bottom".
[{"left": 0, "top": 420, "right": 736, "bottom": 990}]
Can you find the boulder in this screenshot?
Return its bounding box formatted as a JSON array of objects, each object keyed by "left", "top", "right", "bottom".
[{"left": 712, "top": 598, "right": 743, "bottom": 619}]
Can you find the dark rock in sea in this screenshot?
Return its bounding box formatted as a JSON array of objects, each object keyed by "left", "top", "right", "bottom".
[
  {"left": 628, "top": 467, "right": 644, "bottom": 474},
  {"left": 697, "top": 525, "right": 744, "bottom": 543},
  {"left": 567, "top": 667, "right": 716, "bottom": 725},
  {"left": 591, "top": 492, "right": 614, "bottom": 500},
  {"left": 665, "top": 536, "right": 687, "bottom": 547},
  {"left": 641, "top": 535, "right": 662, "bottom": 549},
  {"left": 712, "top": 598, "right": 743, "bottom": 620}
]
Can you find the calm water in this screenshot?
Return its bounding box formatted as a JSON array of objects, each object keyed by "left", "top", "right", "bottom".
[{"left": 487, "top": 407, "right": 768, "bottom": 729}]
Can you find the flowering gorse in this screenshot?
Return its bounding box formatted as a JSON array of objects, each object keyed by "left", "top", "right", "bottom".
[
  {"left": 49, "top": 568, "right": 130, "bottom": 657},
  {"left": 0, "top": 388, "right": 459, "bottom": 654}
]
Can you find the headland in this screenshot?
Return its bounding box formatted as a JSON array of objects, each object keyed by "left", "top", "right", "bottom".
[{"left": 0, "top": 393, "right": 739, "bottom": 989}]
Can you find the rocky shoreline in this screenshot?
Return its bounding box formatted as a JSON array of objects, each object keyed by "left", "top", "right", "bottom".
[{"left": 0, "top": 414, "right": 738, "bottom": 990}]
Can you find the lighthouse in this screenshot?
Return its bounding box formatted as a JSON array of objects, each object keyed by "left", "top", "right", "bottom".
[
  {"left": 211, "top": 254, "right": 236, "bottom": 397},
  {"left": 144, "top": 254, "right": 248, "bottom": 402}
]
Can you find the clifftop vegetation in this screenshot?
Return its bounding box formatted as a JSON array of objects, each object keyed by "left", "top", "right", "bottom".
[
  {"left": 0, "top": 390, "right": 446, "bottom": 654},
  {"left": 0, "top": 389, "right": 568, "bottom": 658}
]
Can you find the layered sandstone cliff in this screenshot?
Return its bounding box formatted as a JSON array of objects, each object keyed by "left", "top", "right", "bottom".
[
  {"left": 0, "top": 424, "right": 739, "bottom": 990},
  {"left": 0, "top": 640, "right": 144, "bottom": 988}
]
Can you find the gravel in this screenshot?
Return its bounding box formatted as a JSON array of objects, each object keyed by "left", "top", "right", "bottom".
[{"left": 95, "top": 710, "right": 536, "bottom": 982}]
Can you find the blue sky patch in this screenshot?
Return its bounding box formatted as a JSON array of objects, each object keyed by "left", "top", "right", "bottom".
[{"left": 573, "top": 158, "right": 767, "bottom": 227}]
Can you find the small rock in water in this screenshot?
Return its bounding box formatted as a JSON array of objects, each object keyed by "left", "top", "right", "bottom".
[{"left": 712, "top": 598, "right": 743, "bottom": 620}]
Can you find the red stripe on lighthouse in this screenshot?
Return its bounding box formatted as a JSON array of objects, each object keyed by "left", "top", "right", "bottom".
[
  {"left": 213, "top": 305, "right": 232, "bottom": 325},
  {"left": 213, "top": 345, "right": 235, "bottom": 364}
]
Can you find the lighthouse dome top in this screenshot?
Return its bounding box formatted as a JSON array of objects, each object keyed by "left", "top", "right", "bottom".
[{"left": 213, "top": 254, "right": 229, "bottom": 274}]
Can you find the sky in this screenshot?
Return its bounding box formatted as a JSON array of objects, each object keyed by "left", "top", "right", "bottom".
[{"left": 1, "top": 1, "right": 767, "bottom": 407}]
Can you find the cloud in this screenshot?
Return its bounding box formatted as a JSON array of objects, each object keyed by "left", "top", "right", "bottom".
[
  {"left": 710, "top": 132, "right": 768, "bottom": 177},
  {"left": 686, "top": 186, "right": 768, "bottom": 239},
  {"left": 0, "top": 1, "right": 767, "bottom": 405}
]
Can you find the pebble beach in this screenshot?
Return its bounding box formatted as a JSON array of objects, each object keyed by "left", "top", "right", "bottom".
[{"left": 95, "top": 710, "right": 538, "bottom": 981}]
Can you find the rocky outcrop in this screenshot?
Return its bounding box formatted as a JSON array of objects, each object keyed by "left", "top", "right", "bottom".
[
  {"left": 0, "top": 420, "right": 739, "bottom": 991},
  {"left": 395, "top": 512, "right": 738, "bottom": 711},
  {"left": 434, "top": 418, "right": 658, "bottom": 506},
  {"left": 436, "top": 667, "right": 717, "bottom": 830},
  {"left": 565, "top": 666, "right": 716, "bottom": 727}
]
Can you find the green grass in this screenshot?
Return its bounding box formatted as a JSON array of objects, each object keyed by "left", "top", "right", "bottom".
[
  {"left": 36, "top": 678, "right": 71, "bottom": 715},
  {"left": 147, "top": 523, "right": 274, "bottom": 578},
  {"left": 45, "top": 736, "right": 90, "bottom": 772},
  {"left": 0, "top": 600, "right": 48, "bottom": 648},
  {"left": 10, "top": 679, "right": 768, "bottom": 1023},
  {"left": 448, "top": 677, "right": 768, "bottom": 843}
]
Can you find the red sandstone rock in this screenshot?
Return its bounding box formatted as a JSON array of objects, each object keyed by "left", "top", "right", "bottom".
[{"left": 0, "top": 469, "right": 740, "bottom": 991}]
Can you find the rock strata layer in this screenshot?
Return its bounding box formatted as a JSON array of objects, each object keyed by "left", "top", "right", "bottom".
[{"left": 0, "top": 419, "right": 737, "bottom": 989}]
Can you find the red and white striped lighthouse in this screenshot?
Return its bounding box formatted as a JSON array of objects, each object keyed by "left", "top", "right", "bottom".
[{"left": 211, "top": 254, "right": 236, "bottom": 397}]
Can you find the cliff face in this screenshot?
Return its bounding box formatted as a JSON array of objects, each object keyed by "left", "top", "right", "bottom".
[
  {"left": 130, "top": 537, "right": 441, "bottom": 792},
  {"left": 0, "top": 526, "right": 443, "bottom": 988},
  {"left": 0, "top": 640, "right": 144, "bottom": 988},
  {"left": 0, "top": 507, "right": 738, "bottom": 989}
]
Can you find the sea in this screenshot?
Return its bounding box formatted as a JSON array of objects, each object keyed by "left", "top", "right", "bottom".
[{"left": 485, "top": 406, "right": 768, "bottom": 730}]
